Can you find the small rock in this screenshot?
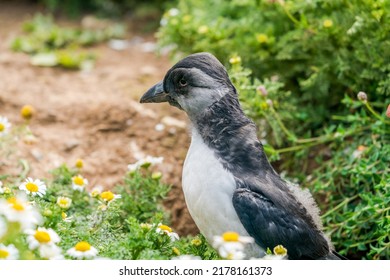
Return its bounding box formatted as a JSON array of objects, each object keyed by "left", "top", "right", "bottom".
[
  {"left": 64, "top": 139, "right": 80, "bottom": 151},
  {"left": 161, "top": 116, "right": 186, "bottom": 129},
  {"left": 108, "top": 39, "right": 129, "bottom": 51},
  {"left": 30, "top": 149, "right": 43, "bottom": 161}
]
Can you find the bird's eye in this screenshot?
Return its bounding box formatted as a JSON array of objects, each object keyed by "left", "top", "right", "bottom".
[{"left": 179, "top": 79, "right": 187, "bottom": 87}]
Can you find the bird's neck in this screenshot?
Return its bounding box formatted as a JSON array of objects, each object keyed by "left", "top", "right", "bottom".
[{"left": 190, "top": 92, "right": 275, "bottom": 177}]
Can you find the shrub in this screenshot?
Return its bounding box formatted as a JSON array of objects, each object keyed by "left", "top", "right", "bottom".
[
  {"left": 157, "top": 0, "right": 390, "bottom": 133},
  {"left": 157, "top": 0, "right": 390, "bottom": 259}
]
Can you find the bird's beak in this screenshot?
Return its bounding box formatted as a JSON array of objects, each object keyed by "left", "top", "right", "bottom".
[{"left": 140, "top": 81, "right": 169, "bottom": 103}]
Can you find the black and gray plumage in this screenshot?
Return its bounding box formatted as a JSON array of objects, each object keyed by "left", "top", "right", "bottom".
[{"left": 140, "top": 52, "right": 344, "bottom": 260}]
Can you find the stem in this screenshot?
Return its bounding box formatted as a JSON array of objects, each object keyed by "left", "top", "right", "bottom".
[
  {"left": 269, "top": 107, "right": 297, "bottom": 141},
  {"left": 279, "top": 2, "right": 300, "bottom": 25},
  {"left": 321, "top": 195, "right": 359, "bottom": 219},
  {"left": 365, "top": 101, "right": 390, "bottom": 124}
]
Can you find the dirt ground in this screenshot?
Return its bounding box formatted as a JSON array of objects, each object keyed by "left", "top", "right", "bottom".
[{"left": 0, "top": 1, "right": 199, "bottom": 236}]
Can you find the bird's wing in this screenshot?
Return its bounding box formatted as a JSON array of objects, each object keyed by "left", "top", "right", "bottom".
[{"left": 232, "top": 181, "right": 330, "bottom": 259}]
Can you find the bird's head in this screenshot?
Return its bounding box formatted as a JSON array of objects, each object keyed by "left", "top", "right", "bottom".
[{"left": 140, "top": 52, "right": 236, "bottom": 118}]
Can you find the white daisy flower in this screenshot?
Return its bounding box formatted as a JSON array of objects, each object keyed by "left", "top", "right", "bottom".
[
  {"left": 140, "top": 223, "right": 152, "bottom": 230},
  {"left": 0, "top": 180, "right": 4, "bottom": 194},
  {"left": 25, "top": 227, "right": 60, "bottom": 250},
  {"left": 156, "top": 223, "right": 180, "bottom": 242},
  {"left": 213, "top": 231, "right": 254, "bottom": 260},
  {"left": 19, "top": 177, "right": 47, "bottom": 197},
  {"left": 56, "top": 196, "right": 72, "bottom": 209},
  {"left": 71, "top": 175, "right": 88, "bottom": 191},
  {"left": 168, "top": 8, "right": 179, "bottom": 17},
  {"left": 0, "top": 243, "right": 19, "bottom": 260},
  {"left": 171, "top": 254, "right": 201, "bottom": 260},
  {"left": 127, "top": 156, "right": 164, "bottom": 172},
  {"left": 0, "top": 216, "right": 7, "bottom": 238},
  {"left": 0, "top": 195, "right": 42, "bottom": 230},
  {"left": 100, "top": 191, "right": 121, "bottom": 203},
  {"left": 39, "top": 244, "right": 64, "bottom": 260},
  {"left": 90, "top": 185, "right": 103, "bottom": 197},
  {"left": 0, "top": 116, "right": 11, "bottom": 137},
  {"left": 67, "top": 241, "right": 98, "bottom": 259}
]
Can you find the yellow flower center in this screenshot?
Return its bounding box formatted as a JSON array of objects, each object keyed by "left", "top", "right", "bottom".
[
  {"left": 7, "top": 197, "right": 25, "bottom": 211},
  {"left": 100, "top": 191, "right": 115, "bottom": 201},
  {"left": 256, "top": 33, "right": 268, "bottom": 44},
  {"left": 172, "top": 247, "right": 180, "bottom": 255},
  {"left": 26, "top": 182, "right": 39, "bottom": 192},
  {"left": 34, "top": 230, "right": 51, "bottom": 243},
  {"left": 59, "top": 198, "right": 68, "bottom": 206},
  {"left": 0, "top": 249, "right": 9, "bottom": 259},
  {"left": 191, "top": 238, "right": 202, "bottom": 246},
  {"left": 323, "top": 19, "right": 333, "bottom": 28},
  {"left": 159, "top": 224, "right": 173, "bottom": 232},
  {"left": 20, "top": 105, "right": 35, "bottom": 120},
  {"left": 73, "top": 176, "right": 84, "bottom": 186},
  {"left": 273, "top": 245, "right": 288, "bottom": 256},
  {"left": 75, "top": 241, "right": 91, "bottom": 252},
  {"left": 61, "top": 212, "right": 67, "bottom": 219},
  {"left": 229, "top": 56, "right": 241, "bottom": 65},
  {"left": 0, "top": 123, "right": 4, "bottom": 132},
  {"left": 75, "top": 159, "right": 84, "bottom": 169},
  {"left": 222, "top": 231, "right": 240, "bottom": 242}
]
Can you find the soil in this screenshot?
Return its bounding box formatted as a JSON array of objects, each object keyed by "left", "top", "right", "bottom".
[{"left": 0, "top": 1, "right": 199, "bottom": 236}]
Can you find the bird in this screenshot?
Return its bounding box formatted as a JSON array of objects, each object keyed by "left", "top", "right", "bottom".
[{"left": 140, "top": 52, "right": 344, "bottom": 260}]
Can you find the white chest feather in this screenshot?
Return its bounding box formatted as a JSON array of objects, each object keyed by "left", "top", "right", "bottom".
[{"left": 182, "top": 129, "right": 250, "bottom": 242}]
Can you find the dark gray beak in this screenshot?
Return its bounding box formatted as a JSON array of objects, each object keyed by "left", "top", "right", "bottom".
[{"left": 140, "top": 81, "right": 169, "bottom": 103}]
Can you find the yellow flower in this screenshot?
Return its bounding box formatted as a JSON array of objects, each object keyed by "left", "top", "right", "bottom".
[
  {"left": 75, "top": 159, "right": 84, "bottom": 169},
  {"left": 25, "top": 227, "right": 60, "bottom": 250},
  {"left": 57, "top": 196, "right": 72, "bottom": 209},
  {"left": 229, "top": 55, "right": 241, "bottom": 65},
  {"left": 182, "top": 15, "right": 192, "bottom": 23},
  {"left": 0, "top": 244, "right": 19, "bottom": 260},
  {"left": 67, "top": 241, "right": 98, "bottom": 259},
  {"left": 273, "top": 245, "right": 288, "bottom": 256},
  {"left": 71, "top": 175, "right": 88, "bottom": 191},
  {"left": 19, "top": 177, "right": 47, "bottom": 197},
  {"left": 222, "top": 231, "right": 240, "bottom": 242},
  {"left": 256, "top": 33, "right": 269, "bottom": 44},
  {"left": 212, "top": 232, "right": 254, "bottom": 260},
  {"left": 0, "top": 116, "right": 11, "bottom": 136},
  {"left": 323, "top": 19, "right": 333, "bottom": 28},
  {"left": 198, "top": 25, "right": 209, "bottom": 34},
  {"left": 0, "top": 195, "right": 42, "bottom": 230},
  {"left": 20, "top": 105, "right": 35, "bottom": 120},
  {"left": 191, "top": 238, "right": 202, "bottom": 246},
  {"left": 156, "top": 223, "right": 180, "bottom": 241},
  {"left": 152, "top": 172, "right": 162, "bottom": 180},
  {"left": 100, "top": 191, "right": 121, "bottom": 202},
  {"left": 173, "top": 247, "right": 180, "bottom": 255}
]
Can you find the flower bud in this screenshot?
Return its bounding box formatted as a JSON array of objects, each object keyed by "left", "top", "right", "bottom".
[
  {"left": 357, "top": 91, "right": 367, "bottom": 102},
  {"left": 20, "top": 105, "right": 35, "bottom": 120},
  {"left": 256, "top": 85, "right": 268, "bottom": 96}
]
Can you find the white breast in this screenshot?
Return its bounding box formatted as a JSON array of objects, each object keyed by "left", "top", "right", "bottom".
[{"left": 182, "top": 129, "right": 263, "bottom": 257}]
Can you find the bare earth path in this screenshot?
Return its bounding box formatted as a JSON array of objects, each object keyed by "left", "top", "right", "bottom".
[{"left": 0, "top": 1, "right": 198, "bottom": 236}]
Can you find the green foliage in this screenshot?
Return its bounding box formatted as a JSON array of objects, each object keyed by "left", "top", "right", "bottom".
[
  {"left": 0, "top": 164, "right": 218, "bottom": 259},
  {"left": 158, "top": 0, "right": 390, "bottom": 259},
  {"left": 11, "top": 14, "right": 126, "bottom": 69},
  {"left": 311, "top": 97, "right": 390, "bottom": 260},
  {"left": 158, "top": 0, "right": 390, "bottom": 132},
  {"left": 38, "top": 0, "right": 169, "bottom": 18}
]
